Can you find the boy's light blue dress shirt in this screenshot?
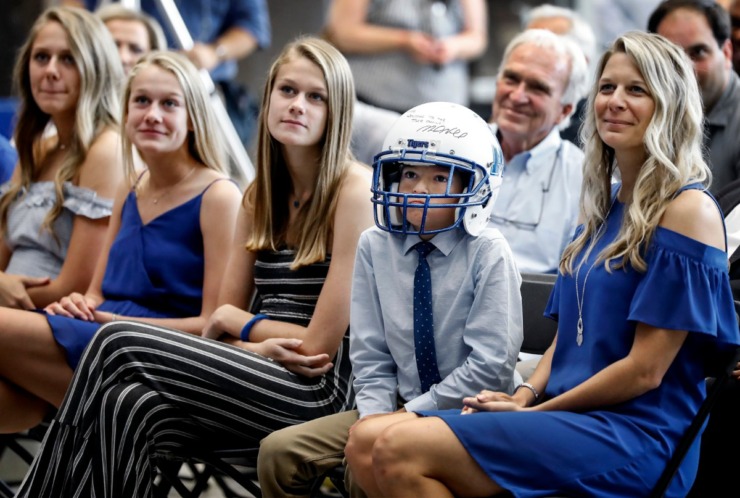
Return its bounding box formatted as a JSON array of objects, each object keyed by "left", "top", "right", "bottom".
[{"left": 350, "top": 226, "right": 523, "bottom": 417}]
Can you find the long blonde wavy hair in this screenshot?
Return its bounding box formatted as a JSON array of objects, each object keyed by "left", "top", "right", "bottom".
[
  {"left": 120, "top": 51, "right": 228, "bottom": 180},
  {"left": 244, "top": 36, "right": 355, "bottom": 269},
  {"left": 0, "top": 6, "right": 122, "bottom": 238},
  {"left": 560, "top": 31, "right": 710, "bottom": 274}
]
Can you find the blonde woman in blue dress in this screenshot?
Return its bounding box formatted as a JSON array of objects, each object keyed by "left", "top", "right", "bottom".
[{"left": 345, "top": 31, "right": 740, "bottom": 498}]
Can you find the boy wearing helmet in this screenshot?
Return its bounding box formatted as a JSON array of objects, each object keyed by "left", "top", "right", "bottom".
[{"left": 257, "top": 102, "right": 523, "bottom": 498}]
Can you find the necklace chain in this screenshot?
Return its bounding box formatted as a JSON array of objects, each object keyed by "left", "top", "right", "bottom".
[
  {"left": 148, "top": 167, "right": 197, "bottom": 205},
  {"left": 574, "top": 192, "right": 618, "bottom": 346}
]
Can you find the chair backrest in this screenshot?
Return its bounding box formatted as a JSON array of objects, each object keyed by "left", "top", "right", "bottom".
[
  {"left": 648, "top": 301, "right": 740, "bottom": 498},
  {"left": 520, "top": 273, "right": 558, "bottom": 355}
]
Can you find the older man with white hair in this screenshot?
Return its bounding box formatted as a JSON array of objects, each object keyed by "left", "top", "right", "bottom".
[{"left": 489, "top": 29, "right": 589, "bottom": 274}]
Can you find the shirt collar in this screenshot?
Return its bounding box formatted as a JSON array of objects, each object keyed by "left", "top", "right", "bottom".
[
  {"left": 706, "top": 71, "right": 740, "bottom": 127},
  {"left": 489, "top": 124, "right": 563, "bottom": 173},
  {"left": 402, "top": 226, "right": 465, "bottom": 257}
]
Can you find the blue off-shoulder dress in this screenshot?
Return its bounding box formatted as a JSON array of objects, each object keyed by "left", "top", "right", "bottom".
[
  {"left": 417, "top": 184, "right": 740, "bottom": 498},
  {"left": 47, "top": 181, "right": 225, "bottom": 369}
]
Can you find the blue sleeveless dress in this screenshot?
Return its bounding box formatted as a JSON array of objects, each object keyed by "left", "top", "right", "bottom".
[
  {"left": 47, "top": 180, "right": 226, "bottom": 369},
  {"left": 417, "top": 184, "right": 740, "bottom": 497}
]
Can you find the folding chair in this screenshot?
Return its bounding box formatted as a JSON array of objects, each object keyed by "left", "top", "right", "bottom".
[
  {"left": 154, "top": 446, "right": 262, "bottom": 498},
  {"left": 0, "top": 435, "right": 33, "bottom": 498},
  {"left": 648, "top": 345, "right": 740, "bottom": 497},
  {"left": 648, "top": 299, "right": 740, "bottom": 497},
  {"left": 519, "top": 272, "right": 558, "bottom": 356},
  {"left": 155, "top": 445, "right": 342, "bottom": 498},
  {"left": 0, "top": 422, "right": 49, "bottom": 497}
]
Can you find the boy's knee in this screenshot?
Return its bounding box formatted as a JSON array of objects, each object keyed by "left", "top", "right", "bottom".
[
  {"left": 344, "top": 425, "right": 365, "bottom": 467},
  {"left": 259, "top": 426, "right": 300, "bottom": 468},
  {"left": 258, "top": 424, "right": 318, "bottom": 497}
]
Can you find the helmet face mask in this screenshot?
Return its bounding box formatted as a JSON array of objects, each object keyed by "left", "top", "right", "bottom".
[{"left": 371, "top": 102, "right": 504, "bottom": 237}]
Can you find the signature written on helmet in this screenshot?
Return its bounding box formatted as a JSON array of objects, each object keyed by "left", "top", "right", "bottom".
[{"left": 415, "top": 125, "right": 468, "bottom": 139}]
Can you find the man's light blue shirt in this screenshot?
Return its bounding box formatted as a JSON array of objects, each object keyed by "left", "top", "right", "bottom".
[
  {"left": 489, "top": 126, "right": 584, "bottom": 274},
  {"left": 350, "top": 226, "right": 523, "bottom": 417}
]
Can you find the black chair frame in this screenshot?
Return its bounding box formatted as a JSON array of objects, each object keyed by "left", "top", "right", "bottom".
[
  {"left": 0, "top": 421, "right": 50, "bottom": 497},
  {"left": 648, "top": 345, "right": 740, "bottom": 498},
  {"left": 154, "top": 445, "right": 345, "bottom": 498},
  {"left": 154, "top": 447, "right": 262, "bottom": 498}
]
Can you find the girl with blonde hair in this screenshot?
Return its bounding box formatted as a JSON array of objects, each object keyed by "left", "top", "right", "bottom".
[
  {"left": 344, "top": 31, "right": 739, "bottom": 498},
  {"left": 16, "top": 36, "right": 373, "bottom": 497},
  {"left": 0, "top": 50, "right": 241, "bottom": 434},
  {"left": 0, "top": 6, "right": 123, "bottom": 310}
]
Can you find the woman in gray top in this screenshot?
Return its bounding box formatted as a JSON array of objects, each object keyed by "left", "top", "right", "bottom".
[
  {"left": 324, "top": 0, "right": 488, "bottom": 114},
  {"left": 0, "top": 6, "right": 124, "bottom": 310}
]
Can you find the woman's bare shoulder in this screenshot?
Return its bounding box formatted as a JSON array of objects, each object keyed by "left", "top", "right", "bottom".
[
  {"left": 660, "top": 188, "right": 724, "bottom": 250},
  {"left": 341, "top": 161, "right": 373, "bottom": 194}
]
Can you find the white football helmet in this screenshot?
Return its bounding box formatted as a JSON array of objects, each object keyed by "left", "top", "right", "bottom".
[{"left": 371, "top": 101, "right": 503, "bottom": 236}]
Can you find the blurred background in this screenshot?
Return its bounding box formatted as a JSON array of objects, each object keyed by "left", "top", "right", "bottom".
[
  {"left": 0, "top": 0, "right": 599, "bottom": 121},
  {"left": 1, "top": 0, "right": 663, "bottom": 158}
]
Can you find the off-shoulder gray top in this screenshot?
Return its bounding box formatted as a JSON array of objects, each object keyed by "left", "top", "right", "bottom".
[{"left": 1, "top": 181, "right": 113, "bottom": 278}]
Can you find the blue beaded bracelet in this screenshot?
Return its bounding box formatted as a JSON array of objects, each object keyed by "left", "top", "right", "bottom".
[{"left": 240, "top": 314, "right": 269, "bottom": 342}]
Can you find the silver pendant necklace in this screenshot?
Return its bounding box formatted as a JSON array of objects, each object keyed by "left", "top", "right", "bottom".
[{"left": 574, "top": 192, "right": 618, "bottom": 346}]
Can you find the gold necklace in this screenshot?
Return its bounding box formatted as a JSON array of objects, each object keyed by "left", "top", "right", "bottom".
[
  {"left": 574, "top": 192, "right": 618, "bottom": 346},
  {"left": 148, "top": 167, "right": 197, "bottom": 204}
]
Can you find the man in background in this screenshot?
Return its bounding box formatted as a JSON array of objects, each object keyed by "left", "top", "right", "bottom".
[{"left": 649, "top": 0, "right": 740, "bottom": 194}]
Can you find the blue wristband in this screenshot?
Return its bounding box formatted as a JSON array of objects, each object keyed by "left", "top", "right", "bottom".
[{"left": 240, "top": 313, "right": 269, "bottom": 342}]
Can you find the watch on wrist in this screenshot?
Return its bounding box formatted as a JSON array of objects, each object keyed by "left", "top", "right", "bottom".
[{"left": 214, "top": 43, "right": 228, "bottom": 62}]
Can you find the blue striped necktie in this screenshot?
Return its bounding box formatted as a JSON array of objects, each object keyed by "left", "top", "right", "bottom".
[{"left": 413, "top": 241, "right": 442, "bottom": 393}]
